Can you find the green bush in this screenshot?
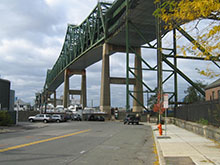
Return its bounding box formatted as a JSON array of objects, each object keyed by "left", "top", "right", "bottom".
[
  {"left": 198, "top": 118, "right": 209, "bottom": 125},
  {"left": 0, "top": 111, "right": 13, "bottom": 126}
]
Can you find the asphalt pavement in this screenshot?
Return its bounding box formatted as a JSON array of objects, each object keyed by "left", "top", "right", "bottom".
[{"left": 0, "top": 121, "right": 157, "bottom": 165}]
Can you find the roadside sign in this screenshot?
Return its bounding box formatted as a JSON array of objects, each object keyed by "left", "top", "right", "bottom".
[{"left": 164, "top": 94, "right": 168, "bottom": 109}]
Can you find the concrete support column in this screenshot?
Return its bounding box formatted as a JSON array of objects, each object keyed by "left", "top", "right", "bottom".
[
  {"left": 54, "top": 91, "right": 57, "bottom": 108},
  {"left": 63, "top": 69, "right": 69, "bottom": 108},
  {"left": 133, "top": 47, "right": 143, "bottom": 112},
  {"left": 80, "top": 69, "right": 87, "bottom": 109},
  {"left": 44, "top": 91, "right": 48, "bottom": 114},
  {"left": 40, "top": 93, "right": 43, "bottom": 113},
  {"left": 100, "top": 43, "right": 111, "bottom": 117}
]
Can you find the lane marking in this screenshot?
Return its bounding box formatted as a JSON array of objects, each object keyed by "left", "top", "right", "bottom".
[
  {"left": 0, "top": 129, "right": 90, "bottom": 153},
  {"left": 80, "top": 150, "right": 85, "bottom": 154}
]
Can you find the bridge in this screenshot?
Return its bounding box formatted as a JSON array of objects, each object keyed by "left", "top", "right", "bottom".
[{"left": 38, "top": 0, "right": 220, "bottom": 118}]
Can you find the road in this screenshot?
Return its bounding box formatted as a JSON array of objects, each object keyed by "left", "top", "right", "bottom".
[{"left": 0, "top": 121, "right": 157, "bottom": 165}]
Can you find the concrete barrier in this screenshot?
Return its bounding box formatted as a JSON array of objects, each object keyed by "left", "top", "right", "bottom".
[
  {"left": 167, "top": 118, "right": 220, "bottom": 143},
  {"left": 18, "top": 111, "right": 39, "bottom": 122}
]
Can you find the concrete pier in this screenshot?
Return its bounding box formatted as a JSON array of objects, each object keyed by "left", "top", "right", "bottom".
[
  {"left": 100, "top": 43, "right": 111, "bottom": 116},
  {"left": 63, "top": 69, "right": 87, "bottom": 109},
  {"left": 133, "top": 47, "right": 143, "bottom": 112},
  {"left": 80, "top": 70, "right": 87, "bottom": 109},
  {"left": 53, "top": 91, "right": 56, "bottom": 108},
  {"left": 63, "top": 69, "right": 69, "bottom": 108},
  {"left": 100, "top": 43, "right": 144, "bottom": 117}
]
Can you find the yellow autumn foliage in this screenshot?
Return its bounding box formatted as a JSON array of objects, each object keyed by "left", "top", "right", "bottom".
[{"left": 154, "top": 0, "right": 220, "bottom": 78}]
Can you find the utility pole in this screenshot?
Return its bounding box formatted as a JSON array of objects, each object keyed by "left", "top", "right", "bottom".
[{"left": 156, "top": 0, "right": 163, "bottom": 123}]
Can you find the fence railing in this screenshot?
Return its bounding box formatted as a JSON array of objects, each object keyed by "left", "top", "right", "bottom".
[{"left": 176, "top": 100, "right": 220, "bottom": 127}]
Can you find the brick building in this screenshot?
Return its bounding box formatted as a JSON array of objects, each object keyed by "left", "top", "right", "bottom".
[{"left": 205, "top": 78, "right": 220, "bottom": 101}]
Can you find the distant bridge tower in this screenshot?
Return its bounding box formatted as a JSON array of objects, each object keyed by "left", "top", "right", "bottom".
[{"left": 63, "top": 69, "right": 87, "bottom": 109}]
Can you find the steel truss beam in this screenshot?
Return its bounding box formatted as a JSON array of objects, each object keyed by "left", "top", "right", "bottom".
[
  {"left": 124, "top": 1, "right": 219, "bottom": 114},
  {"left": 44, "top": 2, "right": 112, "bottom": 90},
  {"left": 162, "top": 56, "right": 205, "bottom": 96},
  {"left": 175, "top": 24, "right": 220, "bottom": 68}
]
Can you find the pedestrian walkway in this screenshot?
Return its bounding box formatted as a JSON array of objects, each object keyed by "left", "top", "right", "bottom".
[{"left": 152, "top": 124, "right": 220, "bottom": 165}]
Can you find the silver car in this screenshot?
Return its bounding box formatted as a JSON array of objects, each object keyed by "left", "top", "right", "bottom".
[
  {"left": 51, "top": 114, "right": 66, "bottom": 123},
  {"left": 28, "top": 114, "right": 52, "bottom": 123}
]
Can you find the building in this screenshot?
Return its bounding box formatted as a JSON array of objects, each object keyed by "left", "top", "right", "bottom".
[
  {"left": 0, "top": 78, "right": 10, "bottom": 110},
  {"left": 9, "top": 90, "right": 15, "bottom": 111},
  {"left": 14, "top": 99, "right": 31, "bottom": 111},
  {"left": 205, "top": 78, "right": 220, "bottom": 101}
]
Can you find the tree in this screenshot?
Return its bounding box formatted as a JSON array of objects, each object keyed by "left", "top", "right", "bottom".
[
  {"left": 154, "top": 0, "right": 220, "bottom": 78},
  {"left": 183, "top": 81, "right": 206, "bottom": 103},
  {"left": 147, "top": 93, "right": 157, "bottom": 110}
]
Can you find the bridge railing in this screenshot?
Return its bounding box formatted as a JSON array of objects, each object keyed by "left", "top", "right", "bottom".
[{"left": 44, "top": 2, "right": 112, "bottom": 90}]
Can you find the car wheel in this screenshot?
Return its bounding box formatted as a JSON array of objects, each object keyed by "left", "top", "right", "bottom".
[
  {"left": 43, "top": 119, "right": 47, "bottom": 123},
  {"left": 56, "top": 119, "right": 60, "bottom": 123},
  {"left": 29, "top": 119, "right": 34, "bottom": 122}
]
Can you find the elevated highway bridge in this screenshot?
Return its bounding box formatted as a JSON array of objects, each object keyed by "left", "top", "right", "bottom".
[{"left": 39, "top": 0, "right": 219, "bottom": 118}]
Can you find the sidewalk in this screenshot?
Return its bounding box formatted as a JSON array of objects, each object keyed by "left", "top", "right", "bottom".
[{"left": 152, "top": 124, "right": 220, "bottom": 165}]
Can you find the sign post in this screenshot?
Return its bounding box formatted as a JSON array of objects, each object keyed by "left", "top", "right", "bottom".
[
  {"left": 16, "top": 99, "right": 19, "bottom": 125},
  {"left": 163, "top": 94, "right": 169, "bottom": 136}
]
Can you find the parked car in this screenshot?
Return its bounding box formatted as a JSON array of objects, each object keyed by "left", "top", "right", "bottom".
[
  {"left": 88, "top": 115, "right": 105, "bottom": 121},
  {"left": 51, "top": 114, "right": 67, "bottom": 123},
  {"left": 71, "top": 114, "right": 82, "bottom": 121},
  {"left": 28, "top": 114, "right": 52, "bottom": 123},
  {"left": 124, "top": 114, "right": 140, "bottom": 125},
  {"left": 96, "top": 116, "right": 105, "bottom": 121}
]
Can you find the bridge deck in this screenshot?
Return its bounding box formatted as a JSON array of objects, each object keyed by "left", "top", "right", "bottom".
[{"left": 46, "top": 0, "right": 163, "bottom": 92}]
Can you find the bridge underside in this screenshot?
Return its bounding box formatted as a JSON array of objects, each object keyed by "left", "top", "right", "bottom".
[
  {"left": 47, "top": 0, "right": 164, "bottom": 92},
  {"left": 48, "top": 45, "right": 103, "bottom": 92},
  {"left": 107, "top": 0, "right": 158, "bottom": 47}
]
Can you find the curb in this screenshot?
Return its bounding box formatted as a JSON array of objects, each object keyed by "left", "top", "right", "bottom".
[{"left": 151, "top": 125, "right": 166, "bottom": 165}]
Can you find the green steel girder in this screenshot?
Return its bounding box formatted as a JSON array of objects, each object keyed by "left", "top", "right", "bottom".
[
  {"left": 129, "top": 68, "right": 153, "bottom": 92},
  {"left": 126, "top": 0, "right": 130, "bottom": 111},
  {"left": 164, "top": 54, "right": 220, "bottom": 62},
  {"left": 175, "top": 24, "right": 209, "bottom": 56},
  {"left": 163, "top": 56, "right": 205, "bottom": 96},
  {"left": 175, "top": 24, "right": 220, "bottom": 66},
  {"left": 162, "top": 72, "right": 174, "bottom": 84},
  {"left": 44, "top": 2, "right": 112, "bottom": 89},
  {"left": 131, "top": 67, "right": 173, "bottom": 72},
  {"left": 129, "top": 46, "right": 153, "bottom": 70},
  {"left": 129, "top": 93, "right": 148, "bottom": 111}
]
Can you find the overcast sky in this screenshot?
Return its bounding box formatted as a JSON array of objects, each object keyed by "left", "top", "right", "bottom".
[{"left": 0, "top": 0, "right": 219, "bottom": 107}]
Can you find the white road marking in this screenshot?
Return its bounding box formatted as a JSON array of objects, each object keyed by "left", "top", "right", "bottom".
[{"left": 80, "top": 150, "right": 85, "bottom": 154}]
